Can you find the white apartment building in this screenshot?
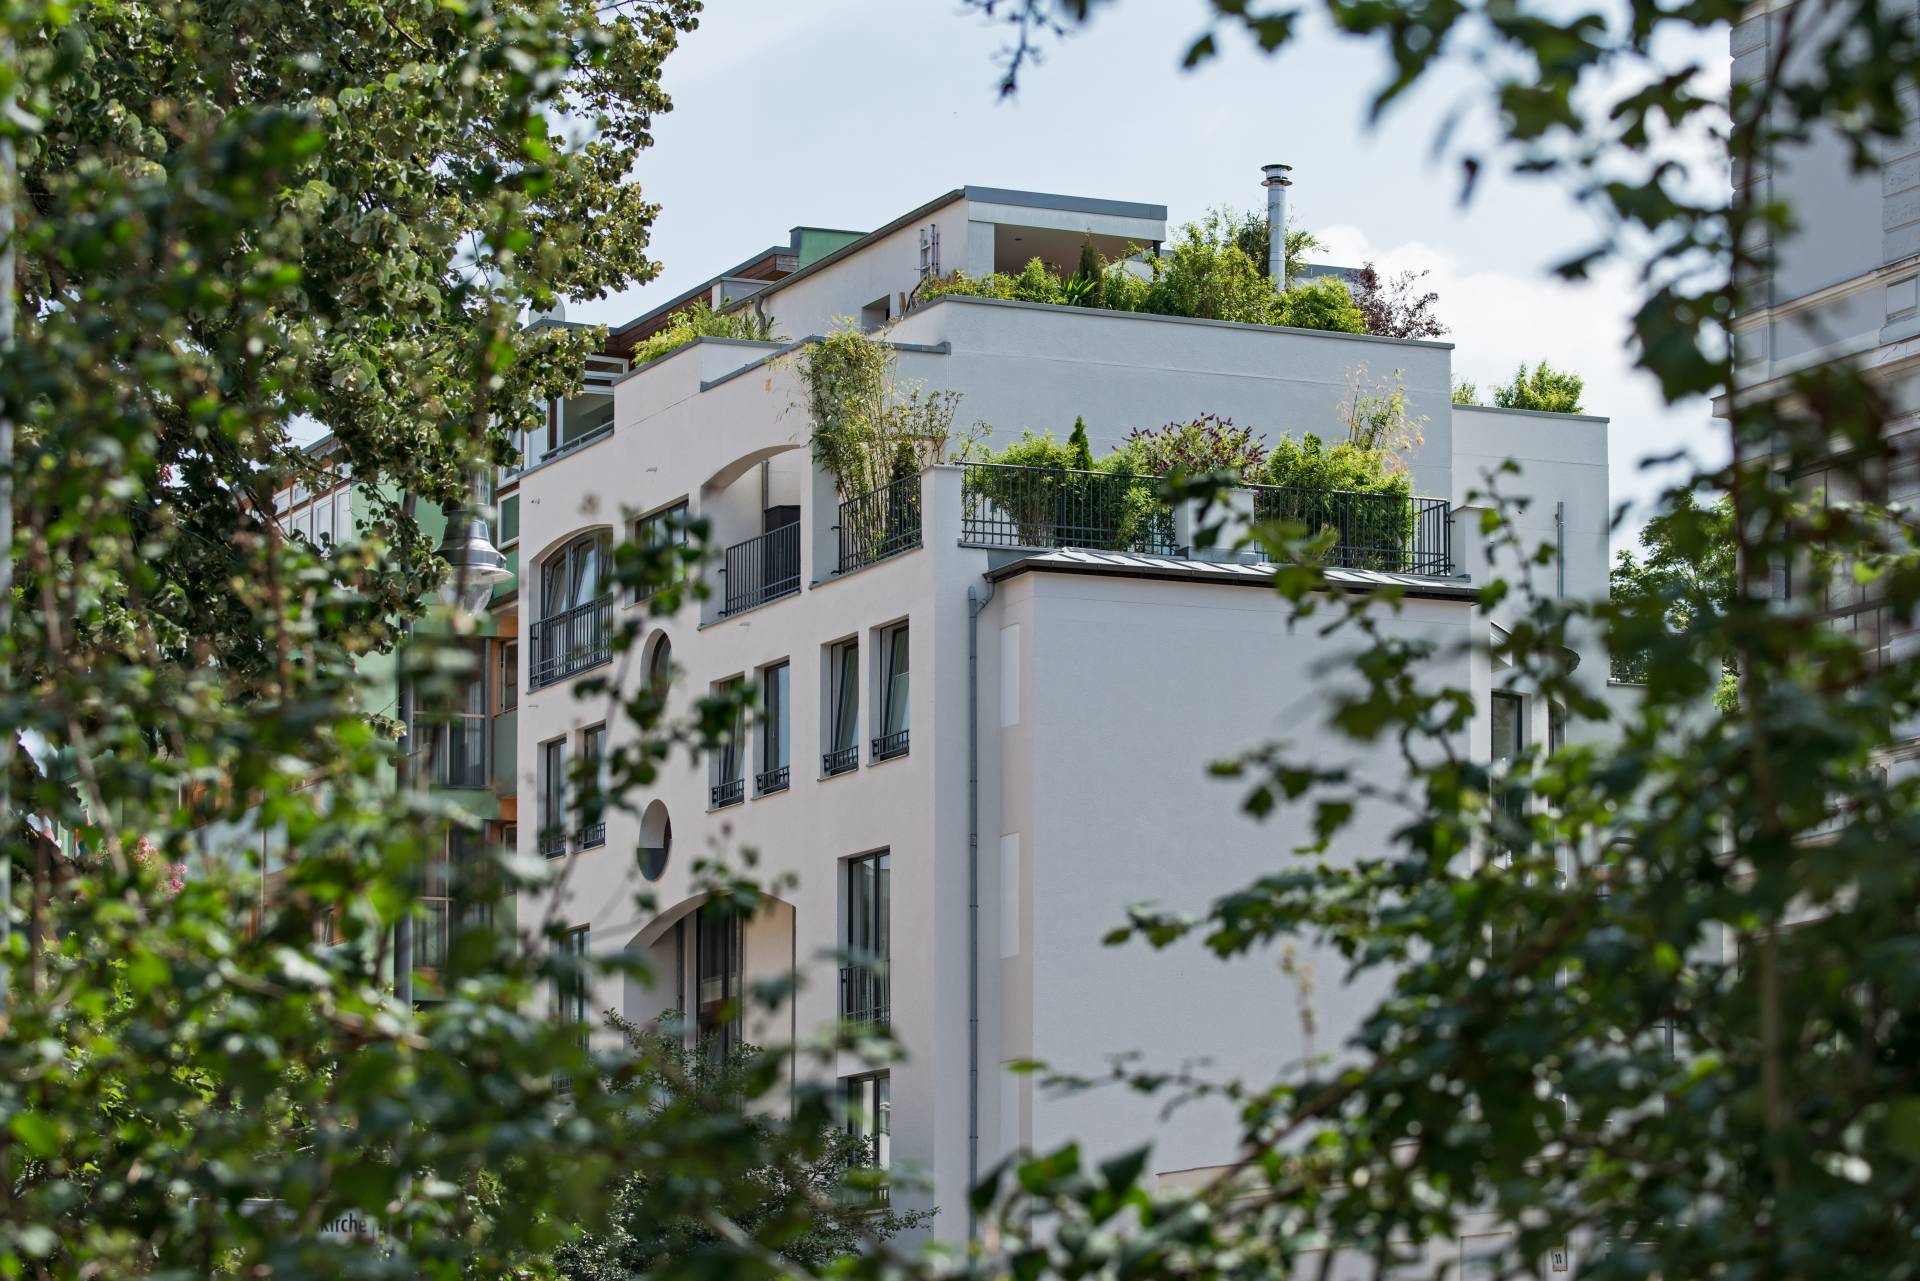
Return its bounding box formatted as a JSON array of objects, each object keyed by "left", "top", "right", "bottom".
[{"left": 505, "top": 182, "right": 1613, "bottom": 1241}]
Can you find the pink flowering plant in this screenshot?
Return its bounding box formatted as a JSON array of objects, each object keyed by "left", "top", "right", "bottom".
[{"left": 1111, "top": 413, "right": 1267, "bottom": 478}]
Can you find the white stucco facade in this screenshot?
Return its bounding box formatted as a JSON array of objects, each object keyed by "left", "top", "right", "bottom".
[{"left": 505, "top": 186, "right": 1614, "bottom": 1244}]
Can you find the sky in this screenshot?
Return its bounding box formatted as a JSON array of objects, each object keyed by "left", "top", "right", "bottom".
[{"left": 571, "top": 0, "right": 1734, "bottom": 547}]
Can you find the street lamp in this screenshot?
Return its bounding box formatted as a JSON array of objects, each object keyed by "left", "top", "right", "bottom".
[
  {"left": 434, "top": 496, "right": 513, "bottom": 613},
  {"left": 396, "top": 487, "right": 511, "bottom": 1007}
]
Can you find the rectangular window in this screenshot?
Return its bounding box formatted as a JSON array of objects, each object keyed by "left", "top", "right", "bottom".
[
  {"left": 420, "top": 830, "right": 453, "bottom": 973},
  {"left": 710, "top": 679, "right": 746, "bottom": 808},
  {"left": 695, "top": 905, "right": 741, "bottom": 1060},
  {"left": 1491, "top": 691, "right": 1525, "bottom": 852},
  {"left": 578, "top": 725, "right": 606, "bottom": 847},
  {"left": 499, "top": 641, "right": 519, "bottom": 712},
  {"left": 825, "top": 640, "right": 859, "bottom": 776},
  {"left": 874, "top": 623, "right": 909, "bottom": 761},
  {"left": 633, "top": 501, "right": 690, "bottom": 601},
  {"left": 843, "top": 852, "right": 890, "bottom": 1025},
  {"left": 539, "top": 738, "right": 567, "bottom": 856},
  {"left": 758, "top": 662, "right": 790, "bottom": 794},
  {"left": 552, "top": 925, "right": 590, "bottom": 1044},
  {"left": 845, "top": 1072, "right": 892, "bottom": 1175},
  {"left": 443, "top": 649, "right": 488, "bottom": 788}
]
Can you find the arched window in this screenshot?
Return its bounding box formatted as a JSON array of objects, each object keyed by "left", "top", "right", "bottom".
[
  {"left": 541, "top": 531, "right": 608, "bottom": 620},
  {"left": 530, "top": 531, "right": 612, "bottom": 689},
  {"left": 648, "top": 635, "right": 672, "bottom": 694}
]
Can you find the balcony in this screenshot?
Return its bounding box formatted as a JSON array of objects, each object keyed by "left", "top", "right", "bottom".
[
  {"left": 576, "top": 821, "right": 606, "bottom": 849},
  {"left": 839, "top": 963, "right": 890, "bottom": 1026},
  {"left": 538, "top": 829, "right": 567, "bottom": 858},
  {"left": 822, "top": 745, "right": 858, "bottom": 778},
  {"left": 710, "top": 778, "right": 745, "bottom": 809},
  {"left": 957, "top": 462, "right": 1455, "bottom": 575},
  {"left": 837, "top": 475, "right": 923, "bottom": 573},
  {"left": 871, "top": 729, "right": 909, "bottom": 763},
  {"left": 721, "top": 523, "right": 800, "bottom": 617},
  {"left": 530, "top": 596, "right": 613, "bottom": 689},
  {"left": 756, "top": 765, "right": 790, "bottom": 796}
]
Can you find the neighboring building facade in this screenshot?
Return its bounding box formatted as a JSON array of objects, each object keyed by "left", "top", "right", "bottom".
[
  {"left": 506, "top": 180, "right": 1615, "bottom": 1245},
  {"left": 1730, "top": 0, "right": 1920, "bottom": 670}
]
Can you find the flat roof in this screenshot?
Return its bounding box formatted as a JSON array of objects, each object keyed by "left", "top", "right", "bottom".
[{"left": 985, "top": 548, "right": 1476, "bottom": 599}]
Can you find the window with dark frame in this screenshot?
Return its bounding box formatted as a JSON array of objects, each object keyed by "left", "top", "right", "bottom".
[
  {"left": 1491, "top": 691, "right": 1526, "bottom": 856},
  {"left": 844, "top": 1072, "right": 892, "bottom": 1185},
  {"left": 442, "top": 647, "right": 488, "bottom": 788},
  {"left": 633, "top": 501, "right": 690, "bottom": 601},
  {"left": 499, "top": 640, "right": 518, "bottom": 712},
  {"left": 758, "top": 662, "right": 790, "bottom": 794},
  {"left": 695, "top": 905, "right": 741, "bottom": 1061},
  {"left": 825, "top": 640, "right": 859, "bottom": 776},
  {"left": 874, "top": 623, "right": 909, "bottom": 761},
  {"left": 578, "top": 725, "right": 606, "bottom": 848},
  {"left": 539, "top": 738, "right": 567, "bottom": 857},
  {"left": 842, "top": 852, "right": 889, "bottom": 1026},
  {"left": 551, "top": 925, "right": 590, "bottom": 1047},
  {"left": 533, "top": 531, "right": 613, "bottom": 688},
  {"left": 710, "top": 679, "right": 746, "bottom": 808}
]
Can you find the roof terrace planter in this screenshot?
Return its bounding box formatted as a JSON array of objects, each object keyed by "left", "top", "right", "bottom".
[
  {"left": 837, "top": 474, "right": 923, "bottom": 574},
  {"left": 1247, "top": 485, "right": 1454, "bottom": 576},
  {"left": 529, "top": 595, "right": 613, "bottom": 690},
  {"left": 720, "top": 523, "right": 801, "bottom": 617},
  {"left": 960, "top": 462, "right": 1178, "bottom": 554}
]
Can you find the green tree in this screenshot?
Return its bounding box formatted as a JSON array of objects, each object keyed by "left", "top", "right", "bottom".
[
  {"left": 556, "top": 1017, "right": 929, "bottom": 1281},
  {"left": 1067, "top": 416, "right": 1095, "bottom": 470},
  {"left": 1492, "top": 359, "right": 1586, "bottom": 413},
  {"left": 0, "top": 2, "right": 884, "bottom": 1277},
  {"left": 1452, "top": 377, "right": 1480, "bottom": 405},
  {"left": 1609, "top": 491, "right": 1736, "bottom": 687},
  {"left": 1271, "top": 276, "right": 1367, "bottom": 335}
]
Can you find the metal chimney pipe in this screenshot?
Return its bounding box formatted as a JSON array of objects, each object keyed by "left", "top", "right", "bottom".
[{"left": 1261, "top": 163, "right": 1293, "bottom": 291}]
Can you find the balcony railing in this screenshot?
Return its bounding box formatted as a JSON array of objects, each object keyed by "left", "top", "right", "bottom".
[
  {"left": 961, "top": 462, "right": 1179, "bottom": 554},
  {"left": 756, "top": 765, "right": 790, "bottom": 795},
  {"left": 822, "top": 745, "right": 859, "bottom": 777},
  {"left": 721, "top": 523, "right": 801, "bottom": 617},
  {"left": 838, "top": 476, "right": 923, "bottom": 573},
  {"left": 839, "top": 963, "right": 890, "bottom": 1026},
  {"left": 530, "top": 595, "right": 613, "bottom": 689},
  {"left": 957, "top": 463, "right": 1455, "bottom": 576},
  {"left": 710, "top": 778, "right": 745, "bottom": 809},
  {"left": 1247, "top": 486, "right": 1454, "bottom": 575},
  {"left": 538, "top": 828, "right": 567, "bottom": 858},
  {"left": 871, "top": 729, "right": 909, "bottom": 762},
  {"left": 576, "top": 821, "right": 606, "bottom": 849}
]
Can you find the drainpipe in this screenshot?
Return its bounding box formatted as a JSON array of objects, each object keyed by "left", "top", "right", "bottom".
[
  {"left": 1555, "top": 500, "right": 1566, "bottom": 598},
  {"left": 966, "top": 580, "right": 995, "bottom": 1235},
  {"left": 1261, "top": 163, "right": 1293, "bottom": 291}
]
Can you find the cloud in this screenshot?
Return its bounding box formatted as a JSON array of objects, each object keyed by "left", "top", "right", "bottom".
[{"left": 1315, "top": 225, "right": 1723, "bottom": 547}]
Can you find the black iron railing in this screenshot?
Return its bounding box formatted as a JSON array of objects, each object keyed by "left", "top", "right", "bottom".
[
  {"left": 838, "top": 476, "right": 923, "bottom": 573},
  {"left": 710, "top": 778, "right": 745, "bottom": 809},
  {"left": 960, "top": 463, "right": 1178, "bottom": 554},
  {"left": 822, "top": 745, "right": 858, "bottom": 777},
  {"left": 530, "top": 595, "right": 613, "bottom": 689},
  {"left": 871, "top": 729, "right": 909, "bottom": 762},
  {"left": 1247, "top": 486, "right": 1453, "bottom": 575},
  {"left": 839, "top": 964, "right": 890, "bottom": 1026},
  {"left": 756, "top": 765, "right": 790, "bottom": 795},
  {"left": 722, "top": 523, "right": 801, "bottom": 617},
  {"left": 576, "top": 821, "right": 605, "bottom": 849},
  {"left": 538, "top": 828, "right": 567, "bottom": 858}
]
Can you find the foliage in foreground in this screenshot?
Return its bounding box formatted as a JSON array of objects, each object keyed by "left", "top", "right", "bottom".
[{"left": 556, "top": 1017, "right": 929, "bottom": 1281}]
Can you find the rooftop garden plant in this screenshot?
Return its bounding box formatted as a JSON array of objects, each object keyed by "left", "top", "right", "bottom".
[
  {"left": 913, "top": 211, "right": 1368, "bottom": 336},
  {"left": 1490, "top": 358, "right": 1586, "bottom": 413},
  {"left": 630, "top": 301, "right": 781, "bottom": 367},
  {"left": 797, "top": 323, "right": 970, "bottom": 498}
]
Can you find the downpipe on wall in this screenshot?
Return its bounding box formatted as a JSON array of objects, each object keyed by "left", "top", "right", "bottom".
[{"left": 966, "top": 579, "right": 994, "bottom": 1236}]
